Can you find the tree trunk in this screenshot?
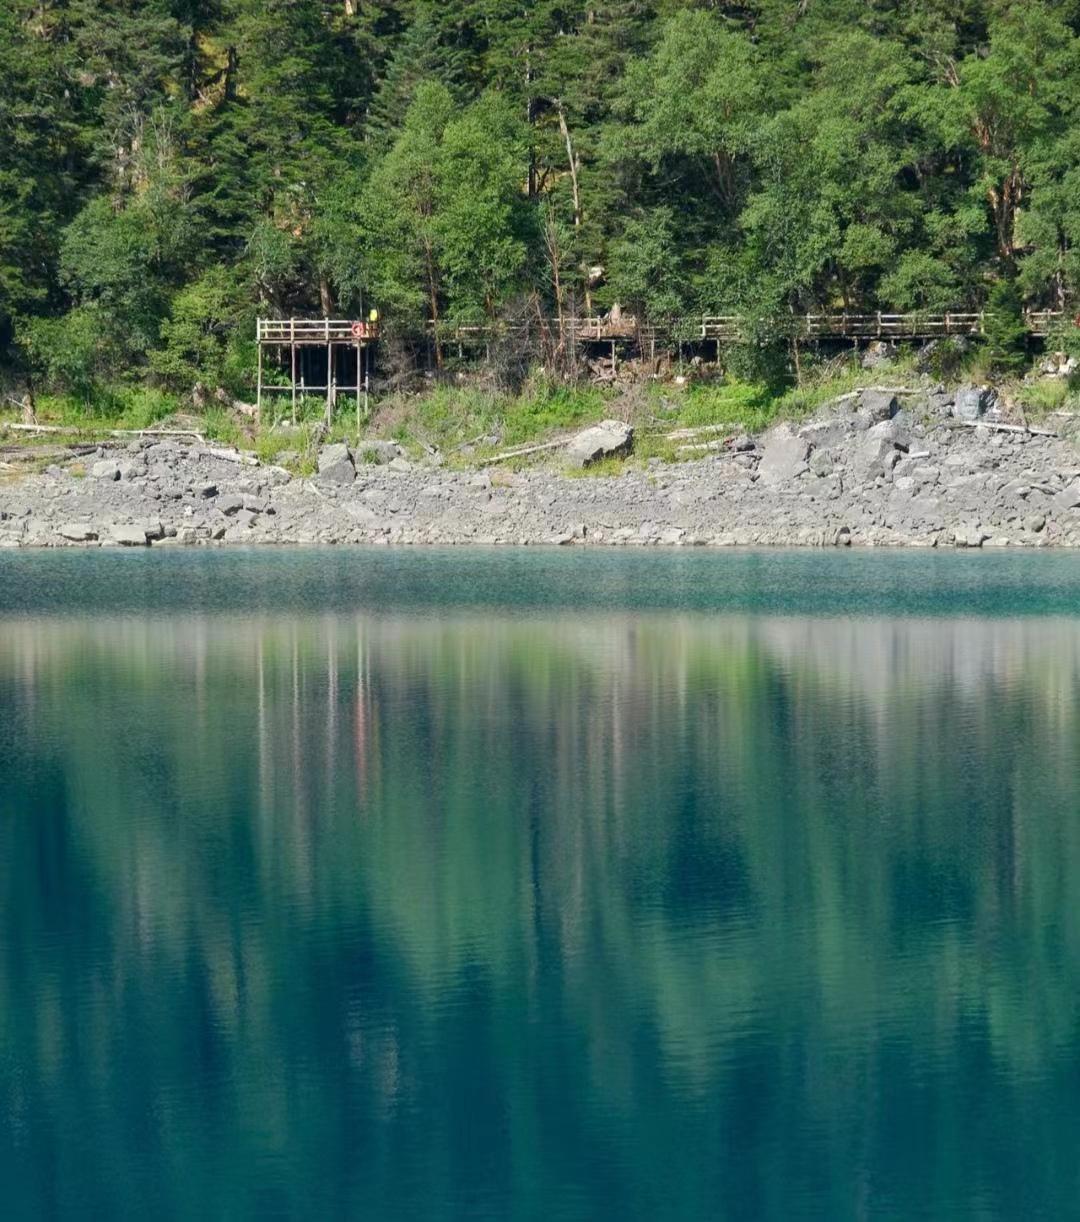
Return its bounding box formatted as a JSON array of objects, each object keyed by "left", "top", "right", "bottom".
[
  {"left": 423, "top": 238, "right": 443, "bottom": 369},
  {"left": 525, "top": 46, "right": 537, "bottom": 198},
  {"left": 557, "top": 104, "right": 582, "bottom": 229}
]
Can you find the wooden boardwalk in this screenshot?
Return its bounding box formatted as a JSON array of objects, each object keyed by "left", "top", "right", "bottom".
[
  {"left": 257, "top": 309, "right": 1068, "bottom": 352},
  {"left": 425, "top": 309, "right": 1067, "bottom": 344},
  {"left": 699, "top": 310, "right": 1064, "bottom": 341}
]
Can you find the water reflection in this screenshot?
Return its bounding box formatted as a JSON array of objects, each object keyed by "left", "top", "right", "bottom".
[{"left": 2, "top": 614, "right": 1079, "bottom": 1218}]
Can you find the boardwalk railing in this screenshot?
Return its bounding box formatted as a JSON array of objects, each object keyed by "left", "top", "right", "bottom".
[
  {"left": 700, "top": 311, "right": 1064, "bottom": 341},
  {"left": 258, "top": 310, "right": 1069, "bottom": 348},
  {"left": 257, "top": 318, "right": 378, "bottom": 344}
]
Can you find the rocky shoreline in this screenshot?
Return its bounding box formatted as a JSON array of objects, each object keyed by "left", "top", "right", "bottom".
[{"left": 2, "top": 386, "right": 1079, "bottom": 549}]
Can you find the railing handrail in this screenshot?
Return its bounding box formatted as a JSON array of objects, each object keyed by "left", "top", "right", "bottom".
[{"left": 257, "top": 309, "right": 1069, "bottom": 343}]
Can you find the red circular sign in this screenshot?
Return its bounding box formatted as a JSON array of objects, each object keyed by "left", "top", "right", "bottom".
[{"left": 350, "top": 321, "right": 365, "bottom": 338}]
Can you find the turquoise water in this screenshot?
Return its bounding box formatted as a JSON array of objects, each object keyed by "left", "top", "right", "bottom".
[{"left": 2, "top": 550, "right": 1080, "bottom": 1219}]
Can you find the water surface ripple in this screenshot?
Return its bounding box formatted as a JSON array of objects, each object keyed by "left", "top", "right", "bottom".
[{"left": 1, "top": 550, "right": 1079, "bottom": 1219}]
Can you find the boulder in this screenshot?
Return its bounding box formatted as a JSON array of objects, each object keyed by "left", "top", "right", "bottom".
[
  {"left": 799, "top": 418, "right": 856, "bottom": 449},
  {"left": 867, "top": 415, "right": 912, "bottom": 451},
  {"left": 953, "top": 523, "right": 988, "bottom": 548},
  {"left": 808, "top": 448, "right": 835, "bottom": 477},
  {"left": 858, "top": 389, "right": 899, "bottom": 423},
  {"left": 92, "top": 460, "right": 120, "bottom": 481},
  {"left": 853, "top": 435, "right": 900, "bottom": 481},
  {"left": 109, "top": 523, "right": 150, "bottom": 546},
  {"left": 926, "top": 386, "right": 954, "bottom": 417},
  {"left": 953, "top": 385, "right": 995, "bottom": 422},
  {"left": 58, "top": 523, "right": 97, "bottom": 542},
  {"left": 757, "top": 423, "right": 810, "bottom": 486},
  {"left": 217, "top": 495, "right": 245, "bottom": 515},
  {"left": 359, "top": 440, "right": 405, "bottom": 465},
  {"left": 317, "top": 442, "right": 356, "bottom": 485},
  {"left": 861, "top": 341, "right": 896, "bottom": 370},
  {"left": 565, "top": 420, "right": 634, "bottom": 468},
  {"left": 1053, "top": 481, "right": 1080, "bottom": 513}
]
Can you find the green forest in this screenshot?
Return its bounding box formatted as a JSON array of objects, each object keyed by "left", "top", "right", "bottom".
[{"left": 3, "top": 0, "right": 1080, "bottom": 406}]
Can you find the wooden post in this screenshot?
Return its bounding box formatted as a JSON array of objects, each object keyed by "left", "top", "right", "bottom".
[
  {"left": 290, "top": 318, "right": 297, "bottom": 425},
  {"left": 355, "top": 340, "right": 361, "bottom": 438},
  {"left": 325, "top": 339, "right": 333, "bottom": 428},
  {"left": 256, "top": 334, "right": 263, "bottom": 424}
]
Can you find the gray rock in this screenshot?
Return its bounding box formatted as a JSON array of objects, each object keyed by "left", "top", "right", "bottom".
[
  {"left": 861, "top": 341, "right": 896, "bottom": 370},
  {"left": 799, "top": 418, "right": 856, "bottom": 449},
  {"left": 858, "top": 389, "right": 899, "bottom": 423},
  {"left": 92, "top": 461, "right": 120, "bottom": 481},
  {"left": 758, "top": 424, "right": 810, "bottom": 485},
  {"left": 198, "top": 482, "right": 218, "bottom": 499},
  {"left": 953, "top": 523, "right": 988, "bottom": 548},
  {"left": 109, "top": 523, "right": 150, "bottom": 546},
  {"left": 953, "top": 385, "right": 994, "bottom": 422},
  {"left": 217, "top": 495, "right": 245, "bottom": 515},
  {"left": 1054, "top": 481, "right": 1080, "bottom": 513},
  {"left": 318, "top": 442, "right": 356, "bottom": 485},
  {"left": 358, "top": 440, "right": 405, "bottom": 465},
  {"left": 388, "top": 456, "right": 413, "bottom": 473},
  {"left": 808, "top": 448, "right": 835, "bottom": 477},
  {"left": 1024, "top": 514, "right": 1046, "bottom": 534},
  {"left": 867, "top": 416, "right": 912, "bottom": 451},
  {"left": 58, "top": 523, "right": 97, "bottom": 542},
  {"left": 565, "top": 420, "right": 634, "bottom": 468},
  {"left": 926, "top": 386, "right": 954, "bottom": 416},
  {"left": 854, "top": 435, "right": 900, "bottom": 481}
]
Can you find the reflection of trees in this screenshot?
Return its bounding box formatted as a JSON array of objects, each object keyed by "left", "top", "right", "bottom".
[{"left": 2, "top": 614, "right": 1080, "bottom": 1215}]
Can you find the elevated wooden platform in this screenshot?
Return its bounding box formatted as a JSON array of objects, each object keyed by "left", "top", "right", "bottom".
[
  {"left": 256, "top": 318, "right": 378, "bottom": 425},
  {"left": 257, "top": 318, "right": 378, "bottom": 345}
]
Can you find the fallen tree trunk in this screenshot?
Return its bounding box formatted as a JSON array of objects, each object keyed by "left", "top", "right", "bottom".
[
  {"left": 947, "top": 420, "right": 1057, "bottom": 438},
  {"left": 676, "top": 440, "right": 730, "bottom": 454},
  {"left": 480, "top": 438, "right": 566, "bottom": 465}
]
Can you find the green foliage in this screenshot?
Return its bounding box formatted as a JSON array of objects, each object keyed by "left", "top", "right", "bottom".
[
  {"left": 5, "top": 0, "right": 1080, "bottom": 400},
  {"left": 983, "top": 281, "right": 1029, "bottom": 373},
  {"left": 151, "top": 268, "right": 250, "bottom": 392},
  {"left": 24, "top": 308, "right": 106, "bottom": 403}
]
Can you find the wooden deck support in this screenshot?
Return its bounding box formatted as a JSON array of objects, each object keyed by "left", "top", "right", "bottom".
[{"left": 257, "top": 318, "right": 378, "bottom": 428}]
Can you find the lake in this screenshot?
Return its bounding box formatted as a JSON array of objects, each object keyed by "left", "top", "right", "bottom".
[{"left": 2, "top": 549, "right": 1080, "bottom": 1219}]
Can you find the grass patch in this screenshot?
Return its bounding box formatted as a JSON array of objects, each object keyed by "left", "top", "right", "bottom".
[
  {"left": 1010, "top": 377, "right": 1075, "bottom": 420},
  {"left": 34, "top": 386, "right": 181, "bottom": 431}
]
